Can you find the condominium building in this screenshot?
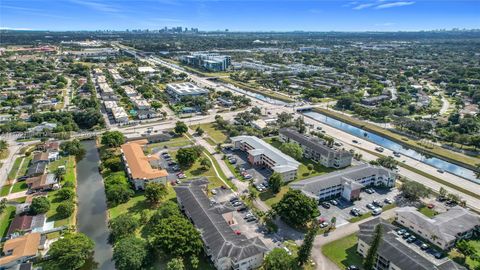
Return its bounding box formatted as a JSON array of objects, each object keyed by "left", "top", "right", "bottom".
[
  {"left": 279, "top": 128, "right": 352, "bottom": 168},
  {"left": 182, "top": 53, "right": 231, "bottom": 71},
  {"left": 395, "top": 206, "right": 480, "bottom": 250},
  {"left": 357, "top": 218, "right": 466, "bottom": 270},
  {"left": 120, "top": 140, "right": 168, "bottom": 190},
  {"left": 231, "top": 136, "right": 300, "bottom": 182},
  {"left": 111, "top": 107, "right": 129, "bottom": 123},
  {"left": 123, "top": 85, "right": 137, "bottom": 97},
  {"left": 166, "top": 82, "right": 209, "bottom": 102},
  {"left": 130, "top": 96, "right": 151, "bottom": 110},
  {"left": 290, "top": 163, "right": 397, "bottom": 201},
  {"left": 175, "top": 179, "right": 268, "bottom": 270}
]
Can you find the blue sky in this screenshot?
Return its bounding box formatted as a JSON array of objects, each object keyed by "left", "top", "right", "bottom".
[{"left": 1, "top": 0, "right": 479, "bottom": 31}]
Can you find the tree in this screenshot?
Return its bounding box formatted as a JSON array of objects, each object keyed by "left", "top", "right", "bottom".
[
  {"left": 57, "top": 188, "right": 74, "bottom": 200},
  {"left": 101, "top": 131, "right": 125, "bottom": 147},
  {"left": 167, "top": 258, "right": 185, "bottom": 270},
  {"left": 364, "top": 224, "right": 383, "bottom": 270},
  {"left": 30, "top": 196, "right": 50, "bottom": 215},
  {"left": 174, "top": 121, "right": 188, "bottom": 135},
  {"left": 176, "top": 147, "right": 201, "bottom": 168},
  {"left": 251, "top": 107, "right": 261, "bottom": 115},
  {"left": 307, "top": 164, "right": 314, "bottom": 174},
  {"left": 47, "top": 233, "right": 94, "bottom": 270},
  {"left": 399, "top": 180, "right": 430, "bottom": 201},
  {"left": 263, "top": 248, "right": 295, "bottom": 270},
  {"left": 370, "top": 156, "right": 398, "bottom": 170},
  {"left": 439, "top": 187, "right": 447, "bottom": 197},
  {"left": 145, "top": 182, "right": 168, "bottom": 205},
  {"left": 195, "top": 126, "right": 204, "bottom": 136},
  {"left": 56, "top": 201, "right": 75, "bottom": 219},
  {"left": 457, "top": 240, "right": 476, "bottom": 257},
  {"left": 113, "top": 236, "right": 149, "bottom": 270},
  {"left": 297, "top": 224, "right": 319, "bottom": 266},
  {"left": 54, "top": 167, "right": 66, "bottom": 181},
  {"left": 149, "top": 214, "right": 203, "bottom": 257},
  {"left": 268, "top": 172, "right": 283, "bottom": 194},
  {"left": 60, "top": 139, "right": 85, "bottom": 159},
  {"left": 273, "top": 190, "right": 320, "bottom": 228},
  {"left": 190, "top": 255, "right": 199, "bottom": 269},
  {"left": 279, "top": 142, "right": 303, "bottom": 161},
  {"left": 0, "top": 198, "right": 7, "bottom": 214},
  {"left": 200, "top": 157, "right": 211, "bottom": 170},
  {"left": 105, "top": 184, "right": 134, "bottom": 206},
  {"left": 109, "top": 214, "right": 139, "bottom": 242}
]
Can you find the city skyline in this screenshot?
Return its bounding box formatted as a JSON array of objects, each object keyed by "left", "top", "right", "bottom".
[{"left": 1, "top": 0, "right": 480, "bottom": 32}]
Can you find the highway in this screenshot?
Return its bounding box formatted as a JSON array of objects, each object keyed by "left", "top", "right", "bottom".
[{"left": 114, "top": 43, "right": 480, "bottom": 212}]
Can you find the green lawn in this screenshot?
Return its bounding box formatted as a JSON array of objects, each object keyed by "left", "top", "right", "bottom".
[
  {"left": 46, "top": 156, "right": 77, "bottom": 227},
  {"left": 322, "top": 233, "right": 364, "bottom": 270},
  {"left": 8, "top": 157, "right": 23, "bottom": 180},
  {"left": 203, "top": 151, "right": 236, "bottom": 191},
  {"left": 191, "top": 123, "right": 228, "bottom": 145},
  {"left": 108, "top": 183, "right": 177, "bottom": 220},
  {"left": 18, "top": 155, "right": 32, "bottom": 176},
  {"left": 0, "top": 206, "right": 16, "bottom": 238},
  {"left": 145, "top": 136, "right": 192, "bottom": 153},
  {"left": 449, "top": 239, "right": 480, "bottom": 270},
  {"left": 259, "top": 186, "right": 290, "bottom": 208},
  {"left": 418, "top": 206, "right": 438, "bottom": 218},
  {"left": 11, "top": 181, "right": 28, "bottom": 193},
  {"left": 0, "top": 185, "right": 11, "bottom": 196}
]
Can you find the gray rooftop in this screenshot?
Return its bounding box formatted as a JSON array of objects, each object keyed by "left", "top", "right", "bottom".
[
  {"left": 279, "top": 128, "right": 352, "bottom": 159},
  {"left": 166, "top": 82, "right": 209, "bottom": 96},
  {"left": 174, "top": 179, "right": 268, "bottom": 264},
  {"left": 358, "top": 218, "right": 466, "bottom": 270}
]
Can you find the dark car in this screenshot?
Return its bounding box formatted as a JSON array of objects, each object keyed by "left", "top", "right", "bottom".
[
  {"left": 407, "top": 236, "right": 417, "bottom": 243},
  {"left": 402, "top": 232, "right": 411, "bottom": 239},
  {"left": 321, "top": 202, "right": 331, "bottom": 209}
]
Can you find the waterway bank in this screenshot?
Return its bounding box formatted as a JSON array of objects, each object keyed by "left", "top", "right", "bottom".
[
  {"left": 305, "top": 110, "right": 479, "bottom": 183},
  {"left": 76, "top": 140, "right": 114, "bottom": 270}
]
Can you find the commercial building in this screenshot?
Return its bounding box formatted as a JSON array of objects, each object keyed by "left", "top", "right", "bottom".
[
  {"left": 166, "top": 82, "right": 209, "bottom": 102},
  {"left": 395, "top": 206, "right": 480, "bottom": 250},
  {"left": 175, "top": 179, "right": 268, "bottom": 270},
  {"left": 138, "top": 66, "right": 156, "bottom": 73},
  {"left": 0, "top": 233, "right": 41, "bottom": 269},
  {"left": 290, "top": 163, "right": 397, "bottom": 201},
  {"left": 279, "top": 128, "right": 352, "bottom": 168},
  {"left": 120, "top": 140, "right": 168, "bottom": 190},
  {"left": 182, "top": 53, "right": 231, "bottom": 71},
  {"left": 357, "top": 218, "right": 466, "bottom": 270},
  {"left": 231, "top": 136, "right": 300, "bottom": 182}
]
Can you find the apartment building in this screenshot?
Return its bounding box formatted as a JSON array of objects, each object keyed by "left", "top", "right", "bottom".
[
  {"left": 120, "top": 140, "right": 168, "bottom": 190},
  {"left": 279, "top": 128, "right": 352, "bottom": 168},
  {"left": 395, "top": 206, "right": 480, "bottom": 250},
  {"left": 166, "top": 82, "right": 209, "bottom": 102},
  {"left": 182, "top": 53, "right": 231, "bottom": 71},
  {"left": 231, "top": 135, "right": 300, "bottom": 182},
  {"left": 175, "top": 179, "right": 268, "bottom": 270},
  {"left": 290, "top": 163, "right": 397, "bottom": 201},
  {"left": 357, "top": 218, "right": 466, "bottom": 270}
]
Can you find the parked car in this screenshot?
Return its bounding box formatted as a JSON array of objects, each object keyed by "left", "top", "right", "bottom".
[
  {"left": 329, "top": 199, "right": 338, "bottom": 206},
  {"left": 211, "top": 189, "right": 217, "bottom": 195},
  {"left": 352, "top": 139, "right": 359, "bottom": 144},
  {"left": 397, "top": 229, "right": 406, "bottom": 235},
  {"left": 237, "top": 206, "right": 248, "bottom": 212},
  {"left": 319, "top": 222, "right": 329, "bottom": 228},
  {"left": 244, "top": 174, "right": 253, "bottom": 180},
  {"left": 384, "top": 198, "right": 394, "bottom": 204},
  {"left": 321, "top": 202, "right": 331, "bottom": 209},
  {"left": 373, "top": 200, "right": 383, "bottom": 207},
  {"left": 172, "top": 165, "right": 180, "bottom": 172},
  {"left": 420, "top": 243, "right": 429, "bottom": 250},
  {"left": 366, "top": 203, "right": 375, "bottom": 210},
  {"left": 365, "top": 188, "right": 375, "bottom": 194},
  {"left": 406, "top": 236, "right": 417, "bottom": 243},
  {"left": 230, "top": 197, "right": 239, "bottom": 203},
  {"left": 375, "top": 147, "right": 384, "bottom": 152},
  {"left": 402, "top": 232, "right": 411, "bottom": 239},
  {"left": 372, "top": 208, "right": 382, "bottom": 215},
  {"left": 437, "top": 169, "right": 445, "bottom": 174}
]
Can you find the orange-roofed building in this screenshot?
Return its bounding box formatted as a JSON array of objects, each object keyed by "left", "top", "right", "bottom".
[
  {"left": 120, "top": 140, "right": 168, "bottom": 190},
  {"left": 0, "top": 233, "right": 41, "bottom": 268}
]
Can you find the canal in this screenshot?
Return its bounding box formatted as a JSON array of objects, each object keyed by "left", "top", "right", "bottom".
[
  {"left": 76, "top": 140, "right": 115, "bottom": 270},
  {"left": 303, "top": 111, "right": 479, "bottom": 183}
]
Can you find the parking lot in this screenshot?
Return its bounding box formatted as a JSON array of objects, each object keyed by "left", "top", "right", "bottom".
[
  {"left": 317, "top": 187, "right": 400, "bottom": 227},
  {"left": 223, "top": 149, "right": 272, "bottom": 186}
]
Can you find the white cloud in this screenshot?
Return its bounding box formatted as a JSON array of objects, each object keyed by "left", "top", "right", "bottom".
[
  {"left": 375, "top": 1, "right": 415, "bottom": 9},
  {"left": 353, "top": 3, "right": 376, "bottom": 10},
  {"left": 0, "top": 27, "right": 33, "bottom": 30},
  {"left": 69, "top": 0, "right": 119, "bottom": 13}
]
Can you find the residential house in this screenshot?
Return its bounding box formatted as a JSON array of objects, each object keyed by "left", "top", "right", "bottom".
[
  {"left": 0, "top": 233, "right": 41, "bottom": 269},
  {"left": 26, "top": 174, "right": 58, "bottom": 192}
]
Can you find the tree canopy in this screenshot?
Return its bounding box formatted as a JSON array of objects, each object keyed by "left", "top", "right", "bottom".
[
  {"left": 273, "top": 189, "right": 319, "bottom": 228},
  {"left": 101, "top": 131, "right": 126, "bottom": 147},
  {"left": 47, "top": 233, "right": 94, "bottom": 270}
]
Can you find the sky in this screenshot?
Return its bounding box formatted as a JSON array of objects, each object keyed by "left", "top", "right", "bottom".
[{"left": 1, "top": 0, "right": 479, "bottom": 32}]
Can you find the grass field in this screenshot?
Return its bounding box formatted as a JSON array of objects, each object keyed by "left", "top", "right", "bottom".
[
  {"left": 259, "top": 186, "right": 290, "bottom": 208},
  {"left": 0, "top": 185, "right": 11, "bottom": 196},
  {"left": 7, "top": 157, "right": 23, "bottom": 180},
  {"left": 314, "top": 107, "right": 480, "bottom": 169},
  {"left": 18, "top": 155, "right": 32, "bottom": 176},
  {"left": 449, "top": 239, "right": 480, "bottom": 269},
  {"left": 11, "top": 181, "right": 28, "bottom": 193},
  {"left": 322, "top": 233, "right": 364, "bottom": 270},
  {"left": 145, "top": 136, "right": 192, "bottom": 153},
  {"left": 191, "top": 123, "right": 228, "bottom": 145},
  {"left": 0, "top": 206, "right": 16, "bottom": 238},
  {"left": 418, "top": 206, "right": 438, "bottom": 218}
]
